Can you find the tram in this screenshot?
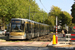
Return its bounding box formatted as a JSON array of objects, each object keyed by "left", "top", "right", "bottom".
[{"left": 9, "top": 18, "right": 50, "bottom": 39}]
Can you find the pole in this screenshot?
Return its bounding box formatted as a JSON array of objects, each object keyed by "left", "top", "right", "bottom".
[
  {"left": 29, "top": 0, "right": 30, "bottom": 20},
  {"left": 56, "top": 16, "right": 58, "bottom": 44},
  {"left": 56, "top": 16, "right": 58, "bottom": 35},
  {"left": 43, "top": 13, "right": 44, "bottom": 24}
]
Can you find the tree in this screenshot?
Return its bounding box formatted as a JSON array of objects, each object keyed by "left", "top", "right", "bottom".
[
  {"left": 71, "top": 3, "right": 75, "bottom": 23},
  {"left": 48, "top": 6, "right": 72, "bottom": 26},
  {"left": 60, "top": 11, "right": 72, "bottom": 26},
  {"left": 48, "top": 6, "right": 62, "bottom": 26},
  {"left": 0, "top": 0, "right": 48, "bottom": 29}
]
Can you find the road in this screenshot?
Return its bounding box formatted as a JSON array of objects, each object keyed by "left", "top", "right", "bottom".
[{"left": 0, "top": 46, "right": 75, "bottom": 50}]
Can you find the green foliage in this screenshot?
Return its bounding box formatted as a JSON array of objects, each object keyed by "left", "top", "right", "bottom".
[
  {"left": 60, "top": 11, "right": 72, "bottom": 26},
  {"left": 49, "top": 6, "right": 61, "bottom": 16},
  {"left": 0, "top": 0, "right": 48, "bottom": 29},
  {"left": 48, "top": 6, "right": 72, "bottom": 26},
  {"left": 71, "top": 3, "right": 75, "bottom": 24},
  {"left": 71, "top": 4, "right": 75, "bottom": 18},
  {"left": 48, "top": 6, "right": 62, "bottom": 26},
  {"left": 0, "top": 0, "right": 72, "bottom": 28}
]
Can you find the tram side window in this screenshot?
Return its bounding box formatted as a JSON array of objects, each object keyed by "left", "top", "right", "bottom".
[
  {"left": 21, "top": 24, "right": 24, "bottom": 31},
  {"left": 31, "top": 23, "right": 34, "bottom": 33},
  {"left": 27, "top": 22, "right": 29, "bottom": 33},
  {"left": 39, "top": 24, "right": 41, "bottom": 33},
  {"left": 42, "top": 25, "right": 43, "bottom": 33},
  {"left": 36, "top": 24, "right": 38, "bottom": 32},
  {"left": 29, "top": 22, "right": 31, "bottom": 33},
  {"left": 40, "top": 25, "right": 41, "bottom": 33},
  {"left": 46, "top": 26, "right": 47, "bottom": 33},
  {"left": 25, "top": 22, "right": 27, "bottom": 33},
  {"left": 43, "top": 25, "right": 44, "bottom": 33},
  {"left": 27, "top": 21, "right": 31, "bottom": 33},
  {"left": 34, "top": 23, "right": 36, "bottom": 33},
  {"left": 41, "top": 25, "right": 42, "bottom": 33},
  {"left": 37, "top": 24, "right": 39, "bottom": 33}
]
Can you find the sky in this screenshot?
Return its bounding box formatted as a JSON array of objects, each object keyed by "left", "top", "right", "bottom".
[{"left": 35, "top": 0, "right": 74, "bottom": 14}]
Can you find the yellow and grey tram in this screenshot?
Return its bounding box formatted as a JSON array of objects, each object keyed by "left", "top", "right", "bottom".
[{"left": 9, "top": 18, "right": 50, "bottom": 39}]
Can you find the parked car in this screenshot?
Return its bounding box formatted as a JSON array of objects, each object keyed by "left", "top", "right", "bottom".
[
  {"left": 0, "top": 30, "right": 7, "bottom": 35},
  {"left": 5, "top": 30, "right": 10, "bottom": 36}
]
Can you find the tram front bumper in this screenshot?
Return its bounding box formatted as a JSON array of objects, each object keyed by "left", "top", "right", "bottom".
[{"left": 9, "top": 35, "right": 26, "bottom": 39}]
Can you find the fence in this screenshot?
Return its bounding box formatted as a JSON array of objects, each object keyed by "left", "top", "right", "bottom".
[{"left": 66, "top": 34, "right": 75, "bottom": 41}]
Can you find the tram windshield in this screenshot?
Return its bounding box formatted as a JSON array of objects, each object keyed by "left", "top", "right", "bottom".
[
  {"left": 11, "top": 20, "right": 24, "bottom": 32},
  {"left": 11, "top": 24, "right": 24, "bottom": 32}
]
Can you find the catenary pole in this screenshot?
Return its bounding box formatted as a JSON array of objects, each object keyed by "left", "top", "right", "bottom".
[{"left": 29, "top": 0, "right": 30, "bottom": 19}]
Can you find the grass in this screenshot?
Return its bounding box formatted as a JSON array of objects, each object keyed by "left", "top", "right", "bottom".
[{"left": 50, "top": 32, "right": 53, "bottom": 33}]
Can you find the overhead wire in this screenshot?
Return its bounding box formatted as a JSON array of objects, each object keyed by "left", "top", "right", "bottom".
[{"left": 39, "top": 0, "right": 48, "bottom": 12}]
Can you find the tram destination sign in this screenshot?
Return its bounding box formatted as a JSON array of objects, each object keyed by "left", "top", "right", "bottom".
[{"left": 11, "top": 20, "right": 21, "bottom": 23}]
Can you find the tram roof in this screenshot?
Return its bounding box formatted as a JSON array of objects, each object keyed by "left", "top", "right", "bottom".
[
  {"left": 11, "top": 18, "right": 29, "bottom": 21},
  {"left": 11, "top": 18, "right": 49, "bottom": 26}
]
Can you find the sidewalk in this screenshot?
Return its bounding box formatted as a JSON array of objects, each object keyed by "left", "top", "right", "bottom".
[
  {"left": 0, "top": 41, "right": 50, "bottom": 47},
  {"left": 48, "top": 41, "right": 75, "bottom": 48},
  {"left": 48, "top": 33, "right": 75, "bottom": 48}
]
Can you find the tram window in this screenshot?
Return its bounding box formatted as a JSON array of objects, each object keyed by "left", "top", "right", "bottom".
[
  {"left": 11, "top": 24, "right": 24, "bottom": 32},
  {"left": 31, "top": 22, "right": 34, "bottom": 33},
  {"left": 34, "top": 23, "right": 37, "bottom": 33},
  {"left": 40, "top": 25, "right": 42, "bottom": 33},
  {"left": 26, "top": 21, "right": 29, "bottom": 33},
  {"left": 37, "top": 24, "right": 39, "bottom": 32},
  {"left": 29, "top": 22, "right": 31, "bottom": 33},
  {"left": 34, "top": 23, "right": 36, "bottom": 33},
  {"left": 25, "top": 22, "right": 27, "bottom": 33},
  {"left": 21, "top": 24, "right": 24, "bottom": 31},
  {"left": 39, "top": 24, "right": 40, "bottom": 32},
  {"left": 27, "top": 21, "right": 31, "bottom": 33},
  {"left": 36, "top": 24, "right": 37, "bottom": 33}
]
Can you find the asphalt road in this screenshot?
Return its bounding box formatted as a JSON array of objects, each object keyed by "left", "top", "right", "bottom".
[{"left": 0, "top": 46, "right": 75, "bottom": 50}]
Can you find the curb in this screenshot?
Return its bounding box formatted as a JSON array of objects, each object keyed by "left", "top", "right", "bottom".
[{"left": 47, "top": 41, "right": 74, "bottom": 47}]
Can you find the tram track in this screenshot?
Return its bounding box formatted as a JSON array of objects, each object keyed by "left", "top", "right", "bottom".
[
  {"left": 29, "top": 33, "right": 55, "bottom": 42},
  {"left": 0, "top": 33, "right": 55, "bottom": 42}
]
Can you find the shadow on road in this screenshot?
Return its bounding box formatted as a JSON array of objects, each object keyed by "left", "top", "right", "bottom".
[{"left": 0, "top": 46, "right": 75, "bottom": 50}]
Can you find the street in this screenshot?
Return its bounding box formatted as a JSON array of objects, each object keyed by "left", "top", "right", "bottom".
[{"left": 0, "top": 46, "right": 75, "bottom": 50}]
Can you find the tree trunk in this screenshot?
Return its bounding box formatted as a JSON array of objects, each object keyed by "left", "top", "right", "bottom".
[{"left": 2, "top": 16, "right": 5, "bottom": 30}]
